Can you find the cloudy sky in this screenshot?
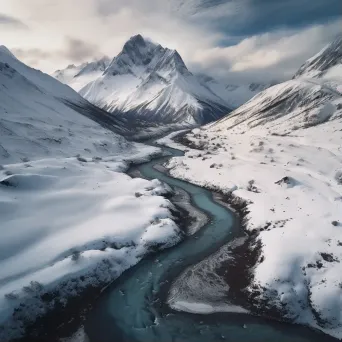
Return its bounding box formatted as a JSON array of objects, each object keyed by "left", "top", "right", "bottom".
[{"left": 0, "top": 0, "right": 341, "bottom": 83}]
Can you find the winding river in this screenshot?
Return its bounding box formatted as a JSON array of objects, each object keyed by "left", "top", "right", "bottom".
[{"left": 84, "top": 144, "right": 335, "bottom": 342}]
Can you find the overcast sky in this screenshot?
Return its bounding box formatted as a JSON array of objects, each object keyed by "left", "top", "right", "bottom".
[{"left": 0, "top": 0, "right": 341, "bottom": 83}]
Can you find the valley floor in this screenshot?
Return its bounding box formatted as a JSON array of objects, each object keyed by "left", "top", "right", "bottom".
[{"left": 158, "top": 126, "right": 342, "bottom": 340}]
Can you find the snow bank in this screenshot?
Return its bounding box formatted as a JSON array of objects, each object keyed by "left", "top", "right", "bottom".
[
  {"left": 156, "top": 129, "right": 190, "bottom": 150},
  {"left": 159, "top": 45, "right": 342, "bottom": 336},
  {"left": 171, "top": 301, "right": 248, "bottom": 315}
]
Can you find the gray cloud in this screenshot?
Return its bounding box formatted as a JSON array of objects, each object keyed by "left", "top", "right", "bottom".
[
  {"left": 90, "top": 0, "right": 342, "bottom": 83},
  {"left": 62, "top": 37, "right": 100, "bottom": 62},
  {"left": 189, "top": 19, "right": 342, "bottom": 83},
  {"left": 12, "top": 38, "right": 101, "bottom": 67},
  {"left": 186, "top": 0, "right": 342, "bottom": 37},
  {"left": 95, "top": 0, "right": 170, "bottom": 17},
  {"left": 12, "top": 48, "right": 53, "bottom": 67},
  {"left": 0, "top": 13, "right": 28, "bottom": 29},
  {"left": 12, "top": 48, "right": 51, "bottom": 60},
  {"left": 2, "top": 0, "right": 341, "bottom": 83}
]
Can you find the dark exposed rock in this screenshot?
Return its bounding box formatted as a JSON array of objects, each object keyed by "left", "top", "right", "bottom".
[{"left": 320, "top": 252, "right": 339, "bottom": 263}]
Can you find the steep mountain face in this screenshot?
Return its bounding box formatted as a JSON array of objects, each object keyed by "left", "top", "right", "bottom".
[
  {"left": 0, "top": 46, "right": 128, "bottom": 164},
  {"left": 212, "top": 36, "right": 342, "bottom": 135},
  {"left": 54, "top": 35, "right": 233, "bottom": 125},
  {"left": 212, "top": 79, "right": 341, "bottom": 135}
]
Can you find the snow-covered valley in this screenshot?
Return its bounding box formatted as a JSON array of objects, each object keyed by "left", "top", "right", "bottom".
[
  {"left": 1, "top": 20, "right": 342, "bottom": 342},
  {"left": 158, "top": 37, "right": 342, "bottom": 340}
]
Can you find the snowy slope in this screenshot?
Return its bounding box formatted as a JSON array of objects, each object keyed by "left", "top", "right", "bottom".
[
  {"left": 293, "top": 35, "right": 342, "bottom": 96},
  {"left": 212, "top": 79, "right": 341, "bottom": 136},
  {"left": 197, "top": 73, "right": 272, "bottom": 109},
  {"left": 0, "top": 47, "right": 181, "bottom": 341},
  {"left": 0, "top": 46, "right": 129, "bottom": 164},
  {"left": 211, "top": 35, "right": 342, "bottom": 136},
  {"left": 294, "top": 35, "right": 342, "bottom": 80},
  {"left": 159, "top": 38, "right": 342, "bottom": 339},
  {"left": 54, "top": 35, "right": 233, "bottom": 125}
]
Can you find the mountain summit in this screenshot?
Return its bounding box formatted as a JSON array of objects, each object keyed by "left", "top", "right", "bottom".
[
  {"left": 103, "top": 35, "right": 190, "bottom": 79},
  {"left": 54, "top": 35, "right": 233, "bottom": 125}
]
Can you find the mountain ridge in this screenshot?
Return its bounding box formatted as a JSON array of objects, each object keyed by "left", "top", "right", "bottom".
[
  {"left": 211, "top": 35, "right": 342, "bottom": 135},
  {"left": 293, "top": 35, "right": 342, "bottom": 80}
]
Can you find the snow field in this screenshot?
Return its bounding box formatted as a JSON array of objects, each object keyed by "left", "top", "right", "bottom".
[{"left": 160, "top": 123, "right": 342, "bottom": 339}]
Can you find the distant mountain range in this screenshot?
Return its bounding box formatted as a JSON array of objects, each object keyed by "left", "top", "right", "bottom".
[{"left": 53, "top": 35, "right": 270, "bottom": 125}]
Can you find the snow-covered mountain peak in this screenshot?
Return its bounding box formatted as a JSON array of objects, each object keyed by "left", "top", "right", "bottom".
[
  {"left": 294, "top": 35, "right": 342, "bottom": 79},
  {"left": 104, "top": 35, "right": 190, "bottom": 80},
  {"left": 104, "top": 35, "right": 158, "bottom": 77},
  {"left": 77, "top": 37, "right": 233, "bottom": 124},
  {"left": 122, "top": 34, "right": 157, "bottom": 55},
  {"left": 210, "top": 36, "right": 342, "bottom": 137},
  {"left": 54, "top": 35, "right": 283, "bottom": 124}
]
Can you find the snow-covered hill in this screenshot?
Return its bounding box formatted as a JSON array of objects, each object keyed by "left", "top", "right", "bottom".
[
  {"left": 158, "top": 37, "right": 342, "bottom": 339},
  {"left": 54, "top": 35, "right": 234, "bottom": 125},
  {"left": 0, "top": 46, "right": 181, "bottom": 341}
]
